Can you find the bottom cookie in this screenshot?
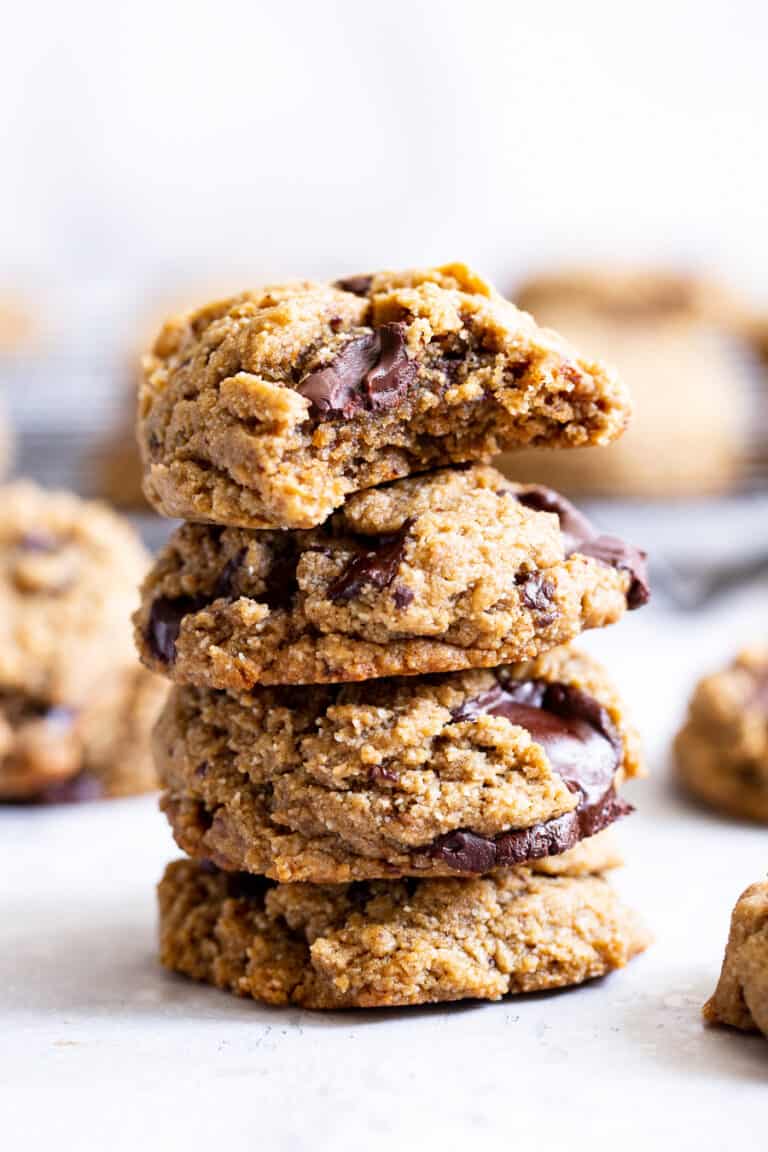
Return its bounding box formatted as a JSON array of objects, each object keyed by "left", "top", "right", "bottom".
[
  {"left": 704, "top": 881, "right": 768, "bottom": 1036},
  {"left": 158, "top": 857, "right": 648, "bottom": 1010}
]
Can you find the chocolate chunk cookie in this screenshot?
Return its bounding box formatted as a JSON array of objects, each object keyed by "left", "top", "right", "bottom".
[
  {"left": 138, "top": 264, "right": 630, "bottom": 530},
  {"left": 0, "top": 482, "right": 165, "bottom": 800},
  {"left": 704, "top": 881, "right": 768, "bottom": 1036},
  {"left": 155, "top": 644, "right": 641, "bottom": 882},
  {"left": 674, "top": 648, "right": 768, "bottom": 823},
  {"left": 135, "top": 466, "right": 648, "bottom": 690},
  {"left": 158, "top": 858, "right": 648, "bottom": 1009},
  {"left": 501, "top": 268, "right": 758, "bottom": 498}
]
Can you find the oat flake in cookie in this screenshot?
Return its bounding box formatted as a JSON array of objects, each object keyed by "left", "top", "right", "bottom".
[
  {"left": 0, "top": 482, "right": 165, "bottom": 800},
  {"left": 674, "top": 648, "right": 768, "bottom": 823},
  {"left": 158, "top": 858, "right": 649, "bottom": 1009},
  {"left": 138, "top": 264, "right": 631, "bottom": 530},
  {"left": 155, "top": 645, "right": 641, "bottom": 883},
  {"left": 134, "top": 465, "right": 648, "bottom": 691}
]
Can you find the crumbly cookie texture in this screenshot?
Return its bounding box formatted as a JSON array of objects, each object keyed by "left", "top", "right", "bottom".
[
  {"left": 0, "top": 482, "right": 164, "bottom": 801},
  {"left": 501, "top": 268, "right": 757, "bottom": 499},
  {"left": 704, "top": 881, "right": 768, "bottom": 1035},
  {"left": 138, "top": 264, "right": 630, "bottom": 530},
  {"left": 674, "top": 648, "right": 768, "bottom": 823},
  {"left": 158, "top": 858, "right": 648, "bottom": 1009},
  {"left": 135, "top": 467, "right": 648, "bottom": 690},
  {"left": 156, "top": 644, "right": 641, "bottom": 883}
]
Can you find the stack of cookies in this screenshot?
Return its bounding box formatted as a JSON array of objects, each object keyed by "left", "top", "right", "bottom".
[{"left": 135, "top": 264, "right": 651, "bottom": 1009}]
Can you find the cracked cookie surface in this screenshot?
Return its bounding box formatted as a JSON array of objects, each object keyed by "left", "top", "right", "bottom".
[
  {"left": 135, "top": 466, "right": 647, "bottom": 690},
  {"left": 704, "top": 881, "right": 768, "bottom": 1035},
  {"left": 158, "top": 858, "right": 648, "bottom": 1009},
  {"left": 156, "top": 645, "right": 641, "bottom": 882},
  {"left": 674, "top": 648, "right": 768, "bottom": 823},
  {"left": 138, "top": 264, "right": 630, "bottom": 529}
]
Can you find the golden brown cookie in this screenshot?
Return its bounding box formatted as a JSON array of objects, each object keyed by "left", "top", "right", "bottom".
[
  {"left": 704, "top": 881, "right": 768, "bottom": 1035},
  {"left": 156, "top": 645, "right": 641, "bottom": 883},
  {"left": 138, "top": 264, "right": 630, "bottom": 530},
  {"left": 135, "top": 466, "right": 648, "bottom": 690},
  {"left": 500, "top": 269, "right": 758, "bottom": 498},
  {"left": 0, "top": 482, "right": 165, "bottom": 800},
  {"left": 674, "top": 648, "right": 768, "bottom": 823},
  {"left": 158, "top": 857, "right": 648, "bottom": 1009}
]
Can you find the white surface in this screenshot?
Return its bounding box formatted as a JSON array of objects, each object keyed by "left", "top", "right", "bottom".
[{"left": 2, "top": 585, "right": 768, "bottom": 1151}]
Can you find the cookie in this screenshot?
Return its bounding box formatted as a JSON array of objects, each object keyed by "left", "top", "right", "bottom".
[
  {"left": 135, "top": 467, "right": 648, "bottom": 691},
  {"left": 674, "top": 648, "right": 768, "bottom": 823},
  {"left": 138, "top": 264, "right": 630, "bottom": 530},
  {"left": 500, "top": 269, "right": 757, "bottom": 498},
  {"left": 0, "top": 482, "right": 163, "bottom": 800},
  {"left": 704, "top": 881, "right": 768, "bottom": 1035},
  {"left": 155, "top": 644, "right": 641, "bottom": 883},
  {"left": 158, "top": 857, "right": 648, "bottom": 1009}
]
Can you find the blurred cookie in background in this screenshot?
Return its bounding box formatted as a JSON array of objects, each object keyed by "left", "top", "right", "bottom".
[
  {"left": 0, "top": 481, "right": 165, "bottom": 801},
  {"left": 704, "top": 880, "right": 768, "bottom": 1037},
  {"left": 674, "top": 648, "right": 768, "bottom": 823},
  {"left": 91, "top": 390, "right": 148, "bottom": 510},
  {"left": 499, "top": 270, "right": 763, "bottom": 498}
]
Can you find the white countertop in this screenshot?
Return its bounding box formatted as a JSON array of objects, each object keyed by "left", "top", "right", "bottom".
[{"left": 3, "top": 586, "right": 767, "bottom": 1152}]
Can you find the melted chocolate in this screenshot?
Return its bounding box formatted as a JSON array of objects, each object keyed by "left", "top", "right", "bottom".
[
  {"left": 297, "top": 323, "right": 415, "bottom": 417},
  {"left": 147, "top": 595, "right": 208, "bottom": 663},
  {"left": 515, "top": 484, "right": 649, "bottom": 609},
  {"left": 432, "top": 678, "right": 628, "bottom": 872},
  {"left": 328, "top": 519, "right": 413, "bottom": 602}
]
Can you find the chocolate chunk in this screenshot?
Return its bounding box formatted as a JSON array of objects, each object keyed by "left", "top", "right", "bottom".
[
  {"left": 515, "top": 570, "right": 557, "bottom": 624},
  {"left": 213, "top": 549, "right": 248, "bottom": 600},
  {"left": 429, "top": 790, "right": 632, "bottom": 873},
  {"left": 368, "top": 763, "right": 399, "bottom": 784},
  {"left": 436, "top": 676, "right": 627, "bottom": 871},
  {"left": 364, "top": 323, "right": 417, "bottom": 409},
  {"left": 429, "top": 831, "right": 498, "bottom": 873},
  {"left": 328, "top": 519, "right": 413, "bottom": 602},
  {"left": 215, "top": 541, "right": 298, "bottom": 611},
  {"left": 147, "top": 595, "right": 208, "bottom": 663},
  {"left": 35, "top": 773, "right": 104, "bottom": 806},
  {"left": 515, "top": 485, "right": 594, "bottom": 554},
  {"left": 393, "top": 585, "right": 414, "bottom": 609},
  {"left": 335, "top": 274, "right": 373, "bottom": 296},
  {"left": 297, "top": 323, "right": 415, "bottom": 418},
  {"left": 17, "top": 530, "right": 61, "bottom": 553},
  {"left": 515, "top": 484, "right": 650, "bottom": 609},
  {"left": 577, "top": 535, "right": 650, "bottom": 609}
]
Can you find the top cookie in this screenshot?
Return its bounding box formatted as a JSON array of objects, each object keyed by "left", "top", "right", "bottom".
[{"left": 138, "top": 264, "right": 630, "bottom": 529}]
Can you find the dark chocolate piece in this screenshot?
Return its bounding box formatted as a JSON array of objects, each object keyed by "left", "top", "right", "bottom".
[
  {"left": 514, "top": 570, "right": 557, "bottom": 624},
  {"left": 328, "top": 520, "right": 413, "bottom": 602},
  {"left": 433, "top": 678, "right": 628, "bottom": 871},
  {"left": 334, "top": 274, "right": 373, "bottom": 296},
  {"left": 297, "top": 323, "right": 415, "bottom": 417},
  {"left": 17, "top": 530, "right": 61, "bottom": 554},
  {"left": 393, "top": 585, "right": 415, "bottom": 609},
  {"left": 577, "top": 535, "right": 650, "bottom": 609},
  {"left": 147, "top": 595, "right": 208, "bottom": 663},
  {"left": 515, "top": 484, "right": 649, "bottom": 609},
  {"left": 515, "top": 485, "right": 594, "bottom": 554}
]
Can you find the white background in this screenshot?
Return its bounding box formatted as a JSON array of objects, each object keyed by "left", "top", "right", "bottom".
[
  {"left": 2, "top": 4, "right": 768, "bottom": 1148},
  {"left": 1, "top": 0, "right": 767, "bottom": 329}
]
